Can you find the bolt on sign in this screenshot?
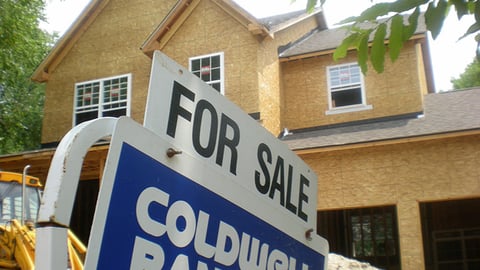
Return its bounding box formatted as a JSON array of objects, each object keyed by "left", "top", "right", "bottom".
[{"left": 84, "top": 51, "right": 328, "bottom": 269}]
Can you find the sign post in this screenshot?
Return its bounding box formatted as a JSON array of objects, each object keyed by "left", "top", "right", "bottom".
[
  {"left": 35, "top": 117, "right": 118, "bottom": 270},
  {"left": 85, "top": 51, "right": 328, "bottom": 269}
]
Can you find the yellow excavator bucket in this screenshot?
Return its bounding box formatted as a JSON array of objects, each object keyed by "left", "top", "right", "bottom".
[{"left": 0, "top": 171, "right": 85, "bottom": 269}]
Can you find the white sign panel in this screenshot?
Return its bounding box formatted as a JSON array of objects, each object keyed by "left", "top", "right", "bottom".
[
  {"left": 144, "top": 51, "right": 318, "bottom": 230},
  {"left": 85, "top": 117, "right": 328, "bottom": 269}
]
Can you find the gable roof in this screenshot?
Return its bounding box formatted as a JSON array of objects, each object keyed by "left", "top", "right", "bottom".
[
  {"left": 259, "top": 9, "right": 308, "bottom": 29},
  {"left": 281, "top": 88, "right": 480, "bottom": 152},
  {"left": 258, "top": 7, "right": 326, "bottom": 33},
  {"left": 32, "top": 0, "right": 109, "bottom": 82},
  {"left": 279, "top": 13, "right": 428, "bottom": 60},
  {"left": 33, "top": 0, "right": 326, "bottom": 81},
  {"left": 141, "top": 0, "right": 325, "bottom": 56}
]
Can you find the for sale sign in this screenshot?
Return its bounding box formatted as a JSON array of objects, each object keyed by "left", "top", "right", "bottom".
[
  {"left": 144, "top": 51, "right": 319, "bottom": 229},
  {"left": 85, "top": 118, "right": 328, "bottom": 269},
  {"left": 85, "top": 51, "right": 328, "bottom": 269}
]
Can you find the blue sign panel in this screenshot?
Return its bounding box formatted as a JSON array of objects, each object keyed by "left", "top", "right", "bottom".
[{"left": 96, "top": 142, "right": 325, "bottom": 269}]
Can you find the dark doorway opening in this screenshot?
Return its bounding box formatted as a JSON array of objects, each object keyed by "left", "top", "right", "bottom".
[
  {"left": 70, "top": 179, "right": 99, "bottom": 244},
  {"left": 317, "top": 205, "right": 401, "bottom": 270},
  {"left": 420, "top": 198, "right": 480, "bottom": 270}
]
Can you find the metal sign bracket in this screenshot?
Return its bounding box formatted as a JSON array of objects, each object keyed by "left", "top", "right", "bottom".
[{"left": 35, "top": 117, "right": 118, "bottom": 270}]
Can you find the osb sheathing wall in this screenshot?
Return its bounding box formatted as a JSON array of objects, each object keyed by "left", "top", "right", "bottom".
[
  {"left": 257, "top": 16, "right": 321, "bottom": 135},
  {"left": 43, "top": 0, "right": 322, "bottom": 143},
  {"left": 299, "top": 134, "right": 480, "bottom": 270},
  {"left": 41, "top": 0, "right": 177, "bottom": 144},
  {"left": 161, "top": 0, "right": 260, "bottom": 115},
  {"left": 161, "top": 0, "right": 321, "bottom": 135},
  {"left": 281, "top": 40, "right": 425, "bottom": 130}
]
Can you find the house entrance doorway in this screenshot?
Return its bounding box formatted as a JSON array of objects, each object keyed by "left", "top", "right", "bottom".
[
  {"left": 70, "top": 179, "right": 100, "bottom": 244},
  {"left": 420, "top": 198, "right": 480, "bottom": 270}
]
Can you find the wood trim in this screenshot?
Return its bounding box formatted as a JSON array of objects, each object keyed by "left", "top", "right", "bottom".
[
  {"left": 212, "top": 0, "right": 272, "bottom": 38},
  {"left": 0, "top": 144, "right": 110, "bottom": 182},
  {"left": 141, "top": 0, "right": 199, "bottom": 54},
  {"left": 142, "top": 0, "right": 274, "bottom": 56},
  {"left": 269, "top": 9, "right": 324, "bottom": 34}
]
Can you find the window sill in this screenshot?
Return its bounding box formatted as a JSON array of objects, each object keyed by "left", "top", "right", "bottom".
[{"left": 325, "top": 104, "right": 373, "bottom": 115}]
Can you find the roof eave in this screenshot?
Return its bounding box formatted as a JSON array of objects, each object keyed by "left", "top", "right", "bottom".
[
  {"left": 279, "top": 32, "right": 427, "bottom": 62},
  {"left": 32, "top": 0, "right": 109, "bottom": 83},
  {"left": 141, "top": 0, "right": 272, "bottom": 57},
  {"left": 291, "top": 129, "right": 480, "bottom": 154},
  {"left": 270, "top": 8, "right": 325, "bottom": 34},
  {"left": 213, "top": 0, "right": 272, "bottom": 37},
  {"left": 141, "top": 0, "right": 200, "bottom": 56}
]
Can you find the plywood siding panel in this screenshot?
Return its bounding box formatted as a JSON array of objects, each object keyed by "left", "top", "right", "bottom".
[
  {"left": 281, "top": 41, "right": 424, "bottom": 130},
  {"left": 41, "top": 0, "right": 176, "bottom": 144},
  {"left": 162, "top": 0, "right": 260, "bottom": 115},
  {"left": 300, "top": 134, "right": 480, "bottom": 270},
  {"left": 257, "top": 15, "right": 321, "bottom": 135}
]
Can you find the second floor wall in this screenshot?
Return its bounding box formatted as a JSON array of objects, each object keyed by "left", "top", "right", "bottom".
[
  {"left": 39, "top": 0, "right": 325, "bottom": 145},
  {"left": 38, "top": 0, "right": 431, "bottom": 146},
  {"left": 143, "top": 0, "right": 324, "bottom": 136},
  {"left": 280, "top": 40, "right": 428, "bottom": 130},
  {"left": 41, "top": 0, "right": 178, "bottom": 144}
]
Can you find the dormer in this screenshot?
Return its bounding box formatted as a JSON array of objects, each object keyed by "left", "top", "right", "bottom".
[{"left": 278, "top": 14, "right": 434, "bottom": 131}]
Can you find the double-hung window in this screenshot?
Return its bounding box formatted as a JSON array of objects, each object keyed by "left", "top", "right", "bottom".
[
  {"left": 189, "top": 52, "right": 224, "bottom": 94},
  {"left": 326, "top": 63, "right": 371, "bottom": 114},
  {"left": 74, "top": 74, "right": 131, "bottom": 125}
]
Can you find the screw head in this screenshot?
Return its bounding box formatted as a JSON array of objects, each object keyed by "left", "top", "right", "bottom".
[{"left": 166, "top": 148, "right": 182, "bottom": 158}]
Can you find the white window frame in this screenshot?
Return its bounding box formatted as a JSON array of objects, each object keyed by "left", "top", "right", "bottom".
[
  {"left": 73, "top": 73, "right": 132, "bottom": 125},
  {"left": 326, "top": 63, "right": 372, "bottom": 115},
  {"left": 189, "top": 52, "right": 225, "bottom": 95}
]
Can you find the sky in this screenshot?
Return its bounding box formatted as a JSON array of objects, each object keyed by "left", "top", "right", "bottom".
[{"left": 41, "top": 0, "right": 477, "bottom": 92}]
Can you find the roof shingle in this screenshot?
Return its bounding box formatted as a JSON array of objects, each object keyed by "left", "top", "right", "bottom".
[
  {"left": 279, "top": 13, "right": 427, "bottom": 58},
  {"left": 281, "top": 88, "right": 480, "bottom": 150}
]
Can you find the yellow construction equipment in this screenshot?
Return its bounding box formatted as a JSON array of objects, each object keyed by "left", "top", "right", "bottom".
[{"left": 0, "top": 170, "right": 85, "bottom": 269}]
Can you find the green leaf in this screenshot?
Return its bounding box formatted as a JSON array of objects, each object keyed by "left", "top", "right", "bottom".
[
  {"left": 425, "top": 0, "right": 448, "bottom": 39},
  {"left": 458, "top": 21, "right": 480, "bottom": 40},
  {"left": 0, "top": 0, "right": 50, "bottom": 154},
  {"left": 389, "top": 0, "right": 429, "bottom": 13},
  {"left": 306, "top": 0, "right": 317, "bottom": 12},
  {"left": 333, "top": 32, "right": 359, "bottom": 61},
  {"left": 337, "top": 3, "right": 390, "bottom": 25},
  {"left": 357, "top": 3, "right": 391, "bottom": 21},
  {"left": 403, "top": 7, "right": 420, "bottom": 40},
  {"left": 337, "top": 16, "right": 361, "bottom": 25},
  {"left": 357, "top": 32, "right": 370, "bottom": 74},
  {"left": 468, "top": 1, "right": 477, "bottom": 14},
  {"left": 451, "top": 58, "right": 480, "bottom": 89},
  {"left": 389, "top": 14, "right": 404, "bottom": 62},
  {"left": 450, "top": 0, "right": 469, "bottom": 19},
  {"left": 371, "top": 23, "right": 387, "bottom": 73},
  {"left": 475, "top": 0, "right": 480, "bottom": 23}
]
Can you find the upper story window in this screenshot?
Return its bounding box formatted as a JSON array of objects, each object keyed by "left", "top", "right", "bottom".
[
  {"left": 189, "top": 52, "right": 224, "bottom": 94},
  {"left": 326, "top": 63, "right": 372, "bottom": 114},
  {"left": 74, "top": 74, "right": 131, "bottom": 125}
]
